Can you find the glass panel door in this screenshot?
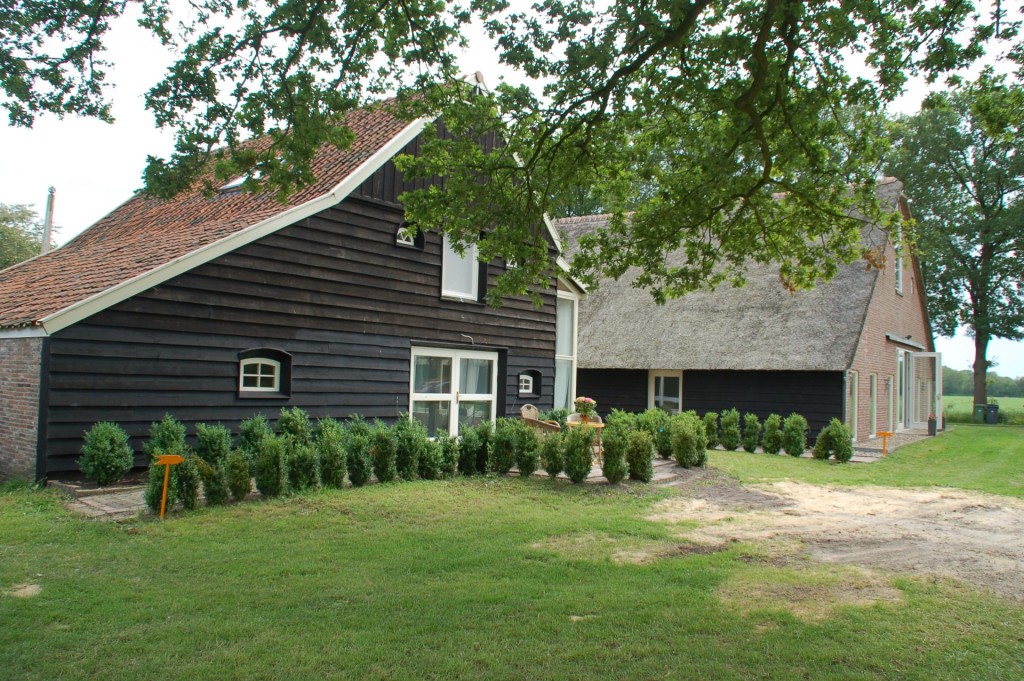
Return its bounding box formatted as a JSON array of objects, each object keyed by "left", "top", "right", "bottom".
[
  {"left": 909, "top": 352, "right": 942, "bottom": 429},
  {"left": 411, "top": 348, "right": 497, "bottom": 437}
]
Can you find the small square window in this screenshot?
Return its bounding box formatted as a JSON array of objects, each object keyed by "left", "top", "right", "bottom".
[
  {"left": 240, "top": 359, "right": 280, "bottom": 392},
  {"left": 519, "top": 374, "right": 534, "bottom": 395},
  {"left": 238, "top": 348, "right": 291, "bottom": 398}
]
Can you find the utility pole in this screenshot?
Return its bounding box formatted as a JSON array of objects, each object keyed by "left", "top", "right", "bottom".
[{"left": 41, "top": 186, "right": 55, "bottom": 254}]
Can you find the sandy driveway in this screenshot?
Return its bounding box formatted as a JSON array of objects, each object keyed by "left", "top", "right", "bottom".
[{"left": 649, "top": 471, "right": 1024, "bottom": 602}]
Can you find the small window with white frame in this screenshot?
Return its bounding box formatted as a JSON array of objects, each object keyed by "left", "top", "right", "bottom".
[
  {"left": 395, "top": 222, "right": 423, "bottom": 248},
  {"left": 519, "top": 374, "right": 533, "bottom": 394},
  {"left": 240, "top": 358, "right": 280, "bottom": 392},
  {"left": 238, "top": 348, "right": 292, "bottom": 398},
  {"left": 518, "top": 370, "right": 541, "bottom": 397}
]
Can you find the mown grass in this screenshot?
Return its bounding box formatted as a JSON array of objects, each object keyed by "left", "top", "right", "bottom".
[
  {"left": 2, "top": 441, "right": 1023, "bottom": 681},
  {"left": 710, "top": 424, "right": 1024, "bottom": 498}
]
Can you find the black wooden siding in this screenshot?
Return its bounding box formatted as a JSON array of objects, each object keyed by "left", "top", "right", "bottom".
[
  {"left": 43, "top": 159, "right": 557, "bottom": 474},
  {"left": 577, "top": 369, "right": 649, "bottom": 417},
  {"left": 682, "top": 370, "right": 844, "bottom": 437}
]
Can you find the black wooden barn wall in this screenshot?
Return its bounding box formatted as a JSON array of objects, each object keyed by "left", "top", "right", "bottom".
[
  {"left": 41, "top": 139, "right": 557, "bottom": 474},
  {"left": 576, "top": 369, "right": 649, "bottom": 416},
  {"left": 682, "top": 370, "right": 844, "bottom": 436}
]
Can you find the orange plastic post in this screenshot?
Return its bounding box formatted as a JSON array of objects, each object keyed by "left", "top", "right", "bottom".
[
  {"left": 155, "top": 454, "right": 185, "bottom": 519},
  {"left": 876, "top": 432, "right": 893, "bottom": 457}
]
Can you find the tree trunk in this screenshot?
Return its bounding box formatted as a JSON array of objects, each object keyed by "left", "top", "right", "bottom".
[{"left": 972, "top": 333, "right": 988, "bottom": 406}]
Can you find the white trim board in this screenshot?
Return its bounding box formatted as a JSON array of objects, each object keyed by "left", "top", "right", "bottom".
[{"left": 38, "top": 118, "right": 429, "bottom": 335}]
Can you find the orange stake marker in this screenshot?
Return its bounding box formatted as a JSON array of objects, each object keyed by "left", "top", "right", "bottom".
[
  {"left": 155, "top": 454, "right": 185, "bottom": 519},
  {"left": 875, "top": 432, "right": 893, "bottom": 457}
]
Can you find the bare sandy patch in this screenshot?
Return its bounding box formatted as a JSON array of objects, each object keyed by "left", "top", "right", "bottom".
[
  {"left": 650, "top": 480, "right": 1024, "bottom": 601},
  {"left": 718, "top": 565, "right": 903, "bottom": 621},
  {"left": 532, "top": 531, "right": 718, "bottom": 566},
  {"left": 5, "top": 583, "right": 41, "bottom": 598}
]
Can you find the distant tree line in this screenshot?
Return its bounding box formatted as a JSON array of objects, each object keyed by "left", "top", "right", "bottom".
[{"left": 943, "top": 367, "right": 1024, "bottom": 398}]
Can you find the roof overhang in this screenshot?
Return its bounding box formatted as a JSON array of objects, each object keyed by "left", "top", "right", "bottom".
[
  {"left": 37, "top": 117, "right": 430, "bottom": 335},
  {"left": 886, "top": 333, "right": 927, "bottom": 350},
  {"left": 0, "top": 326, "right": 48, "bottom": 339}
]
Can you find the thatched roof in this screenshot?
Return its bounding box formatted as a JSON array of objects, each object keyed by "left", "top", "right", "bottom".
[{"left": 556, "top": 180, "right": 905, "bottom": 372}]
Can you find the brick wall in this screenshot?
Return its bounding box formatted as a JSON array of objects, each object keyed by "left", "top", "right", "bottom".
[
  {"left": 846, "top": 239, "right": 933, "bottom": 442},
  {"left": 0, "top": 336, "right": 43, "bottom": 480}
]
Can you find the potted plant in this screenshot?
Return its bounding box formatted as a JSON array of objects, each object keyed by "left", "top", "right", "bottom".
[
  {"left": 573, "top": 396, "right": 597, "bottom": 423},
  {"left": 927, "top": 413, "right": 937, "bottom": 436}
]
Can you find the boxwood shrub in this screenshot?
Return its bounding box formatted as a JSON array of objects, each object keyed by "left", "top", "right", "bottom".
[
  {"left": 316, "top": 417, "right": 347, "bottom": 489},
  {"left": 719, "top": 408, "right": 741, "bottom": 451},
  {"left": 625, "top": 430, "right": 655, "bottom": 482},
  {"left": 600, "top": 426, "right": 628, "bottom": 484},
  {"left": 782, "top": 413, "right": 809, "bottom": 457},
  {"left": 761, "top": 414, "right": 783, "bottom": 455},
  {"left": 540, "top": 431, "right": 564, "bottom": 479},
  {"left": 812, "top": 418, "right": 854, "bottom": 463},
  {"left": 225, "top": 449, "right": 252, "bottom": 501},
  {"left": 369, "top": 421, "right": 397, "bottom": 483},
  {"left": 563, "top": 426, "right": 595, "bottom": 484},
  {"left": 742, "top": 412, "right": 761, "bottom": 453},
  {"left": 702, "top": 412, "right": 720, "bottom": 450},
  {"left": 78, "top": 421, "right": 133, "bottom": 486}
]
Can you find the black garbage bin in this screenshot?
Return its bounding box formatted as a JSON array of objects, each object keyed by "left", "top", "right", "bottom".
[
  {"left": 974, "top": 404, "right": 987, "bottom": 422},
  {"left": 985, "top": 404, "right": 1000, "bottom": 425}
]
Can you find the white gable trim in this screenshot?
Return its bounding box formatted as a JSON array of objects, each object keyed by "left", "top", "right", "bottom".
[{"left": 39, "top": 118, "right": 428, "bottom": 335}]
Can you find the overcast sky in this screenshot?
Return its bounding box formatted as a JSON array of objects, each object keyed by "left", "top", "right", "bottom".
[{"left": 1, "top": 6, "right": 1021, "bottom": 378}]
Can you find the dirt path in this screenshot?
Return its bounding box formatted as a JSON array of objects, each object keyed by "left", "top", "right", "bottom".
[{"left": 650, "top": 470, "right": 1024, "bottom": 601}]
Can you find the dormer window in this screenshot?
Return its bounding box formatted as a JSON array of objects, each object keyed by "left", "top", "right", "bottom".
[{"left": 220, "top": 170, "right": 263, "bottom": 195}]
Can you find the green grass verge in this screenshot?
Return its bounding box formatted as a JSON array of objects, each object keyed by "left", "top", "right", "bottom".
[
  {"left": 711, "top": 424, "right": 1024, "bottom": 498},
  {"left": 2, "top": 463, "right": 1023, "bottom": 680}
]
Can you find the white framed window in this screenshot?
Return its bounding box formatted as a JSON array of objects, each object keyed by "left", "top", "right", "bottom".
[
  {"left": 519, "top": 374, "right": 534, "bottom": 395},
  {"left": 240, "top": 358, "right": 281, "bottom": 392},
  {"left": 410, "top": 347, "right": 498, "bottom": 437},
  {"left": 869, "top": 373, "right": 878, "bottom": 436},
  {"left": 554, "top": 291, "right": 577, "bottom": 411},
  {"left": 649, "top": 370, "right": 683, "bottom": 414},
  {"left": 442, "top": 234, "right": 479, "bottom": 301},
  {"left": 847, "top": 370, "right": 859, "bottom": 441},
  {"left": 396, "top": 226, "right": 416, "bottom": 246}
]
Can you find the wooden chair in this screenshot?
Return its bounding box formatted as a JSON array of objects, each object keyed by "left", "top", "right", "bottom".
[{"left": 520, "top": 404, "right": 561, "bottom": 433}]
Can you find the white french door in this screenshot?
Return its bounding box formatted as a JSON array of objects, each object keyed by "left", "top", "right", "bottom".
[
  {"left": 410, "top": 347, "right": 498, "bottom": 437},
  {"left": 908, "top": 352, "right": 942, "bottom": 430}
]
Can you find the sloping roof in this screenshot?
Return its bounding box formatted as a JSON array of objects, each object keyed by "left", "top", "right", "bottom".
[
  {"left": 0, "top": 104, "right": 424, "bottom": 333},
  {"left": 556, "top": 179, "right": 905, "bottom": 372}
]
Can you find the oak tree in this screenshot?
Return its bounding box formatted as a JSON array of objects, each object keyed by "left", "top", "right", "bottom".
[{"left": 2, "top": 1, "right": 1016, "bottom": 301}]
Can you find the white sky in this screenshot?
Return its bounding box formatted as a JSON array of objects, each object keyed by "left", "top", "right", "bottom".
[{"left": 1, "top": 5, "right": 1021, "bottom": 378}]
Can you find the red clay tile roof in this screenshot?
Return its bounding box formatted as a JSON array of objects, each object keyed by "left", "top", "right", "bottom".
[{"left": 0, "top": 103, "right": 416, "bottom": 330}]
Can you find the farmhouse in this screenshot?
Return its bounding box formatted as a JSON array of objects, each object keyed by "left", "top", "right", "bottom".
[
  {"left": 0, "top": 99, "right": 582, "bottom": 481},
  {"left": 556, "top": 178, "right": 940, "bottom": 442}
]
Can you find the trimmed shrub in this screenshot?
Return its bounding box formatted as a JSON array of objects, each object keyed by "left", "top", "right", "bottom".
[
  {"left": 78, "top": 421, "right": 133, "bottom": 486},
  {"left": 196, "top": 457, "right": 230, "bottom": 506},
  {"left": 605, "top": 409, "right": 638, "bottom": 431},
  {"left": 514, "top": 422, "right": 540, "bottom": 478},
  {"left": 600, "top": 426, "right": 628, "bottom": 484},
  {"left": 782, "top": 413, "right": 809, "bottom": 457},
  {"left": 719, "top": 408, "right": 741, "bottom": 451},
  {"left": 540, "top": 431, "right": 564, "bottom": 479},
  {"left": 254, "top": 434, "right": 289, "bottom": 497},
  {"left": 563, "top": 426, "right": 595, "bottom": 484},
  {"left": 238, "top": 413, "right": 273, "bottom": 465},
  {"left": 369, "top": 421, "right": 397, "bottom": 483},
  {"left": 625, "top": 430, "right": 655, "bottom": 482},
  {"left": 419, "top": 439, "right": 443, "bottom": 480},
  {"left": 538, "top": 408, "right": 569, "bottom": 429},
  {"left": 144, "top": 462, "right": 176, "bottom": 514},
  {"left": 316, "top": 418, "right": 347, "bottom": 489},
  {"left": 670, "top": 412, "right": 708, "bottom": 468},
  {"left": 276, "top": 406, "right": 312, "bottom": 447},
  {"left": 812, "top": 418, "right": 854, "bottom": 463},
  {"left": 457, "top": 425, "right": 483, "bottom": 476},
  {"left": 225, "top": 449, "right": 252, "bottom": 502},
  {"left": 287, "top": 440, "right": 321, "bottom": 492},
  {"left": 176, "top": 454, "right": 202, "bottom": 510},
  {"left": 144, "top": 413, "right": 186, "bottom": 459},
  {"left": 637, "top": 408, "right": 672, "bottom": 459},
  {"left": 742, "top": 413, "right": 761, "bottom": 453},
  {"left": 489, "top": 418, "right": 519, "bottom": 475},
  {"left": 346, "top": 432, "right": 372, "bottom": 487},
  {"left": 195, "top": 423, "right": 232, "bottom": 466},
  {"left": 703, "top": 412, "right": 720, "bottom": 449},
  {"left": 394, "top": 416, "right": 428, "bottom": 481},
  {"left": 435, "top": 432, "right": 459, "bottom": 479},
  {"left": 142, "top": 414, "right": 187, "bottom": 513},
  {"left": 473, "top": 421, "right": 493, "bottom": 474},
  {"left": 761, "top": 414, "right": 783, "bottom": 455}
]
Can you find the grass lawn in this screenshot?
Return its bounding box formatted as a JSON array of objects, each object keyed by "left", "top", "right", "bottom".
[
  {"left": 944, "top": 394, "right": 1024, "bottom": 414},
  {"left": 711, "top": 424, "right": 1024, "bottom": 498},
  {"left": 2, "top": 428, "right": 1023, "bottom": 680}
]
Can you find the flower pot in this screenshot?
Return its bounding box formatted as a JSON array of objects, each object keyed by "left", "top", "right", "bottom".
[{"left": 927, "top": 417, "right": 937, "bottom": 436}]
